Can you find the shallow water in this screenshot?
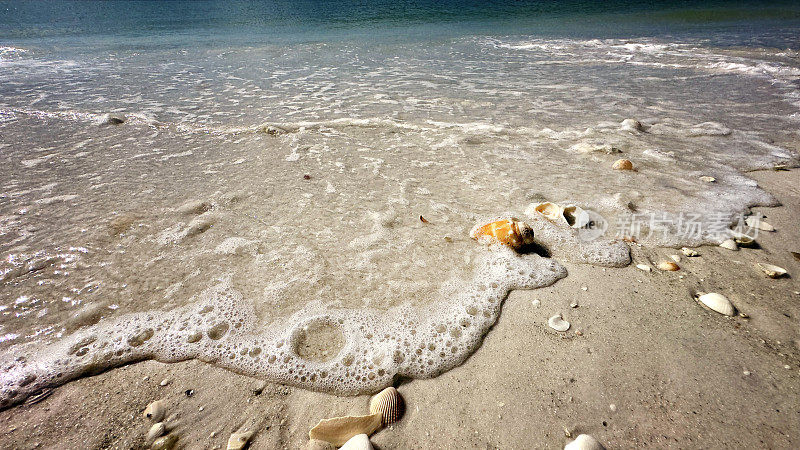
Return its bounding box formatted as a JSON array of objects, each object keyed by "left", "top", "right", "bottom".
[{"left": 1, "top": 1, "right": 799, "bottom": 405}]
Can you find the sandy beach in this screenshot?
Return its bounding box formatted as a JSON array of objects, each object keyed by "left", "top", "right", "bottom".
[{"left": 2, "top": 168, "right": 797, "bottom": 449}]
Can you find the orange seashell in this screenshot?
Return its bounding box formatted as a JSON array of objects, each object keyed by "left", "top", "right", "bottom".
[
  {"left": 470, "top": 219, "right": 535, "bottom": 249},
  {"left": 612, "top": 159, "right": 634, "bottom": 170}
]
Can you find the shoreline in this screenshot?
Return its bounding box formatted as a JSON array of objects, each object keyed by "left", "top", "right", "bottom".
[{"left": 1, "top": 169, "right": 798, "bottom": 449}]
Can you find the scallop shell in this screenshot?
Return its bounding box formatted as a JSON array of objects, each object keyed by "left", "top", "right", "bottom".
[
  {"left": 612, "top": 159, "right": 634, "bottom": 170},
  {"left": 697, "top": 292, "right": 735, "bottom": 316},
  {"left": 369, "top": 387, "right": 404, "bottom": 426},
  {"left": 756, "top": 263, "right": 787, "bottom": 279},
  {"left": 308, "top": 413, "right": 382, "bottom": 447},
  {"left": 548, "top": 314, "right": 570, "bottom": 332},
  {"left": 657, "top": 261, "right": 680, "bottom": 271},
  {"left": 144, "top": 400, "right": 166, "bottom": 422},
  {"left": 719, "top": 239, "right": 738, "bottom": 251},
  {"left": 470, "top": 219, "right": 535, "bottom": 249}
]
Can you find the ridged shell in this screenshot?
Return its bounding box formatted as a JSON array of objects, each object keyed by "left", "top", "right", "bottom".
[
  {"left": 697, "top": 292, "right": 735, "bottom": 316},
  {"left": 612, "top": 159, "right": 634, "bottom": 170},
  {"left": 369, "top": 387, "right": 404, "bottom": 426}
]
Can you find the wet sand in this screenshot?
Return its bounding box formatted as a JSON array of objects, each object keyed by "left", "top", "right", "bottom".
[{"left": 1, "top": 169, "right": 798, "bottom": 449}]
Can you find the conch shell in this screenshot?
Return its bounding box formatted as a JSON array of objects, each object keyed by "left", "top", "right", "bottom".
[{"left": 470, "top": 219, "right": 535, "bottom": 249}]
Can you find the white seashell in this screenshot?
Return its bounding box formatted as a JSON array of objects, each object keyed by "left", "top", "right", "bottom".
[
  {"left": 669, "top": 254, "right": 681, "bottom": 263},
  {"left": 756, "top": 263, "right": 787, "bottom": 279},
  {"left": 697, "top": 292, "right": 735, "bottom": 316},
  {"left": 719, "top": 239, "right": 738, "bottom": 251},
  {"left": 565, "top": 434, "right": 606, "bottom": 450},
  {"left": 308, "top": 414, "right": 382, "bottom": 447},
  {"left": 657, "top": 261, "right": 680, "bottom": 271},
  {"left": 636, "top": 264, "right": 651, "bottom": 272},
  {"left": 699, "top": 176, "right": 716, "bottom": 183},
  {"left": 745, "top": 216, "right": 775, "bottom": 232},
  {"left": 227, "top": 430, "right": 254, "bottom": 450},
  {"left": 563, "top": 205, "right": 590, "bottom": 228},
  {"left": 548, "top": 314, "right": 570, "bottom": 332},
  {"left": 681, "top": 247, "right": 698, "bottom": 257},
  {"left": 532, "top": 202, "right": 567, "bottom": 224},
  {"left": 147, "top": 422, "right": 166, "bottom": 441},
  {"left": 340, "top": 434, "right": 373, "bottom": 450},
  {"left": 368, "top": 387, "right": 404, "bottom": 426},
  {"left": 144, "top": 400, "right": 166, "bottom": 422}
]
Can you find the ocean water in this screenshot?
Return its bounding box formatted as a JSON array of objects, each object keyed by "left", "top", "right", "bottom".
[{"left": 1, "top": 1, "right": 799, "bottom": 406}]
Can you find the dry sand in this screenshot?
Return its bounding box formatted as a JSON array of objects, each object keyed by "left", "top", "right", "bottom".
[{"left": 1, "top": 169, "right": 798, "bottom": 449}]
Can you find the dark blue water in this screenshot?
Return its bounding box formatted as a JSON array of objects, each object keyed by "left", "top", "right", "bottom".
[{"left": 2, "top": 0, "right": 800, "bottom": 49}]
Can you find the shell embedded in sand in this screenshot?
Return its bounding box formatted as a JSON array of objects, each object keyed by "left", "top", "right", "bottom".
[
  {"left": 144, "top": 400, "right": 166, "bottom": 422},
  {"left": 756, "top": 263, "right": 787, "bottom": 279},
  {"left": 227, "top": 430, "right": 254, "bottom": 450},
  {"left": 745, "top": 216, "right": 775, "bottom": 232},
  {"left": 151, "top": 434, "right": 178, "bottom": 450},
  {"left": 532, "top": 202, "right": 566, "bottom": 224},
  {"left": 548, "top": 314, "right": 570, "bottom": 332},
  {"left": 565, "top": 433, "right": 606, "bottom": 450},
  {"left": 719, "top": 239, "right": 738, "bottom": 251},
  {"left": 470, "top": 219, "right": 535, "bottom": 249},
  {"left": 309, "top": 413, "right": 382, "bottom": 447},
  {"left": 636, "top": 264, "right": 651, "bottom": 272},
  {"left": 696, "top": 292, "right": 735, "bottom": 316},
  {"left": 657, "top": 261, "right": 680, "bottom": 271},
  {"left": 612, "top": 159, "right": 634, "bottom": 170},
  {"left": 681, "top": 247, "right": 698, "bottom": 257},
  {"left": 731, "top": 232, "right": 756, "bottom": 248},
  {"left": 147, "top": 422, "right": 166, "bottom": 441},
  {"left": 340, "top": 434, "right": 373, "bottom": 450},
  {"left": 369, "top": 387, "right": 404, "bottom": 426}
]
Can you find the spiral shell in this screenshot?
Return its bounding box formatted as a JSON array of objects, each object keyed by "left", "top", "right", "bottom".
[
  {"left": 369, "top": 387, "right": 404, "bottom": 426},
  {"left": 470, "top": 219, "right": 535, "bottom": 249}
]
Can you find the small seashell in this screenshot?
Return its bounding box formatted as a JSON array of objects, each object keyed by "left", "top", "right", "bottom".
[
  {"left": 227, "top": 430, "right": 254, "bottom": 450},
  {"left": 620, "top": 118, "right": 644, "bottom": 132},
  {"left": 308, "top": 413, "right": 382, "bottom": 447},
  {"left": 636, "top": 264, "right": 651, "bottom": 272},
  {"left": 745, "top": 216, "right": 775, "bottom": 232},
  {"left": 470, "top": 219, "right": 535, "bottom": 250},
  {"left": 670, "top": 255, "right": 681, "bottom": 263},
  {"left": 612, "top": 159, "right": 634, "bottom": 170},
  {"left": 151, "top": 434, "right": 178, "bottom": 450},
  {"left": 562, "top": 205, "right": 590, "bottom": 228},
  {"left": 570, "top": 300, "right": 579, "bottom": 308},
  {"left": 681, "top": 247, "right": 698, "bottom": 257},
  {"left": 565, "top": 433, "right": 606, "bottom": 450},
  {"left": 699, "top": 176, "right": 716, "bottom": 183},
  {"left": 731, "top": 231, "right": 756, "bottom": 248},
  {"left": 719, "top": 239, "right": 738, "bottom": 251},
  {"left": 696, "top": 292, "right": 735, "bottom": 316},
  {"left": 548, "top": 314, "right": 570, "bottom": 332},
  {"left": 144, "top": 400, "right": 166, "bottom": 422},
  {"left": 159, "top": 378, "right": 171, "bottom": 387},
  {"left": 340, "top": 434, "right": 373, "bottom": 450},
  {"left": 756, "top": 263, "right": 787, "bottom": 279},
  {"left": 147, "top": 423, "right": 166, "bottom": 441},
  {"left": 657, "top": 261, "right": 680, "bottom": 271},
  {"left": 368, "top": 387, "right": 404, "bottom": 426},
  {"left": 531, "top": 202, "right": 566, "bottom": 224}
]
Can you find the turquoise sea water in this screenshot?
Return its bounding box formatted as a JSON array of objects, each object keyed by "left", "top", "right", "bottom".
[{"left": 1, "top": 1, "right": 799, "bottom": 404}]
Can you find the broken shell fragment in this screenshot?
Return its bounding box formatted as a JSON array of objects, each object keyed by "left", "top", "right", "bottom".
[
  {"left": 147, "top": 422, "right": 166, "bottom": 441},
  {"left": 340, "top": 434, "right": 373, "bottom": 450},
  {"left": 565, "top": 433, "right": 606, "bottom": 450},
  {"left": 681, "top": 247, "right": 699, "bottom": 257},
  {"left": 699, "top": 176, "right": 716, "bottom": 183},
  {"left": 636, "top": 264, "right": 651, "bottom": 272},
  {"left": 144, "top": 400, "right": 166, "bottom": 422},
  {"left": 612, "top": 159, "right": 634, "bottom": 170},
  {"left": 657, "top": 261, "right": 680, "bottom": 271},
  {"left": 696, "top": 292, "right": 736, "bottom": 316},
  {"left": 308, "top": 413, "right": 382, "bottom": 447},
  {"left": 719, "top": 239, "right": 738, "bottom": 251},
  {"left": 562, "top": 205, "right": 589, "bottom": 228},
  {"left": 756, "top": 263, "right": 787, "bottom": 279},
  {"left": 368, "top": 387, "right": 404, "bottom": 426},
  {"left": 548, "top": 314, "right": 570, "bottom": 332},
  {"left": 745, "top": 216, "right": 775, "bottom": 232},
  {"left": 227, "top": 430, "right": 254, "bottom": 450},
  {"left": 470, "top": 219, "right": 535, "bottom": 250},
  {"left": 532, "top": 202, "right": 566, "bottom": 224}
]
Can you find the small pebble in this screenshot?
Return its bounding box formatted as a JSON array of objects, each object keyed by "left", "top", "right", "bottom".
[
  {"left": 609, "top": 404, "right": 617, "bottom": 412},
  {"left": 743, "top": 370, "right": 750, "bottom": 376},
  {"left": 531, "top": 299, "right": 540, "bottom": 308},
  {"left": 160, "top": 378, "right": 171, "bottom": 387}
]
